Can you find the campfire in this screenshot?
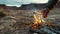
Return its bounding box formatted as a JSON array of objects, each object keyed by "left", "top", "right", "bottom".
[
  {"left": 29, "top": 11, "right": 46, "bottom": 34},
  {"left": 32, "top": 11, "right": 45, "bottom": 29}
]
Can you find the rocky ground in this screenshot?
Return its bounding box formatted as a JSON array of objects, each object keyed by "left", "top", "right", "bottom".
[{"left": 0, "top": 9, "right": 60, "bottom": 34}]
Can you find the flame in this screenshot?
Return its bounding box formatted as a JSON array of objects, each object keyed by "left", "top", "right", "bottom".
[
  {"left": 34, "top": 14, "right": 42, "bottom": 24},
  {"left": 32, "top": 11, "right": 45, "bottom": 29},
  {"left": 34, "top": 11, "right": 45, "bottom": 24}
]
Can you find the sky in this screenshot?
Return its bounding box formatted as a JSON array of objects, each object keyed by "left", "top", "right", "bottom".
[{"left": 0, "top": 0, "right": 49, "bottom": 7}]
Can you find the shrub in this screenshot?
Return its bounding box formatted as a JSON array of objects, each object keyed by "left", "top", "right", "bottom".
[{"left": 0, "top": 10, "right": 6, "bottom": 18}]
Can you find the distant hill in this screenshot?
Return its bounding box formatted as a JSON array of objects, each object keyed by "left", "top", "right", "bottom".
[
  {"left": 0, "top": 4, "right": 6, "bottom": 9},
  {"left": 19, "top": 2, "right": 60, "bottom": 10},
  {"left": 0, "top": 4, "right": 18, "bottom": 10},
  {"left": 18, "top": 3, "right": 46, "bottom": 10},
  {"left": 0, "top": 2, "right": 60, "bottom": 10}
]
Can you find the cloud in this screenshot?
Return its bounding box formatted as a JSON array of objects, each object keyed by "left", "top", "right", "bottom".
[
  {"left": 30, "top": 0, "right": 48, "bottom": 3},
  {"left": 0, "top": 0, "right": 49, "bottom": 7},
  {"left": 6, "top": 4, "right": 21, "bottom": 7}
]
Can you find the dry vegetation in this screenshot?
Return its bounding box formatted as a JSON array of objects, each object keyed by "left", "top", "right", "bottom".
[{"left": 0, "top": 8, "right": 60, "bottom": 34}]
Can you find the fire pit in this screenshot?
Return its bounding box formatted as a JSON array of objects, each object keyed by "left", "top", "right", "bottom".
[{"left": 29, "top": 24, "right": 41, "bottom": 34}]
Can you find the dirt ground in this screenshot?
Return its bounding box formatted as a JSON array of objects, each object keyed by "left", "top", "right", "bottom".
[{"left": 0, "top": 8, "right": 60, "bottom": 34}]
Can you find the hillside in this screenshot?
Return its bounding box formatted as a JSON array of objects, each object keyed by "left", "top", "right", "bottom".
[{"left": 0, "top": 2, "right": 60, "bottom": 34}]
